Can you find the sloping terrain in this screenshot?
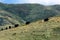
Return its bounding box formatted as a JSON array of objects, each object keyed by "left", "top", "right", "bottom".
[
  {"left": 0, "top": 3, "right": 60, "bottom": 40},
  {"left": 0, "top": 17, "right": 60, "bottom": 40},
  {"left": 0, "top": 3, "right": 60, "bottom": 26},
  {"left": 0, "top": 3, "right": 45, "bottom": 27},
  {"left": 0, "top": 9, "right": 24, "bottom": 29}
]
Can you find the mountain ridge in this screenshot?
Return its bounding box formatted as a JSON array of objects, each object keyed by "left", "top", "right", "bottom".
[{"left": 0, "top": 3, "right": 60, "bottom": 28}]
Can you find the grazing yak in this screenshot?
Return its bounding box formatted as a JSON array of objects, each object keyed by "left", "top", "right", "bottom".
[
  {"left": 5, "top": 27, "right": 8, "bottom": 30},
  {"left": 0, "top": 28, "right": 3, "bottom": 31},
  {"left": 44, "top": 18, "right": 49, "bottom": 22},
  {"left": 9, "top": 26, "right": 11, "bottom": 29},
  {"left": 25, "top": 21, "right": 30, "bottom": 25},
  {"left": 14, "top": 24, "right": 19, "bottom": 27}
]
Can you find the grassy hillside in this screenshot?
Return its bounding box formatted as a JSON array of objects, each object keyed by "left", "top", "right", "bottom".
[
  {"left": 0, "top": 3, "right": 45, "bottom": 26},
  {"left": 0, "top": 3, "right": 60, "bottom": 40},
  {"left": 0, "top": 17, "right": 60, "bottom": 40},
  {"left": 26, "top": 6, "right": 57, "bottom": 22},
  {"left": 0, "top": 9, "right": 25, "bottom": 29},
  {"left": 51, "top": 5, "right": 60, "bottom": 11},
  {"left": 0, "top": 3, "right": 60, "bottom": 26},
  {"left": 0, "top": 10, "right": 22, "bottom": 23}
]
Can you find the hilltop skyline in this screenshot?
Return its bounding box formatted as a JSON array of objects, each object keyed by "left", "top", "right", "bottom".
[{"left": 0, "top": 0, "right": 60, "bottom": 5}]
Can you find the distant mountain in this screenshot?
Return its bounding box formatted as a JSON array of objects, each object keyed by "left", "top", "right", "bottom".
[
  {"left": 51, "top": 5, "right": 60, "bottom": 11},
  {"left": 26, "top": 6, "right": 57, "bottom": 22},
  {"left": 0, "top": 3, "right": 25, "bottom": 27},
  {"left": 0, "top": 3, "right": 60, "bottom": 27}
]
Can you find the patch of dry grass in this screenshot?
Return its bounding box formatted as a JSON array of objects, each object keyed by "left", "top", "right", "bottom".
[{"left": 0, "top": 17, "right": 60, "bottom": 40}]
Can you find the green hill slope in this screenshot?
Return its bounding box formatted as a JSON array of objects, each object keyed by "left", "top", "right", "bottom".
[
  {"left": 0, "top": 9, "right": 25, "bottom": 29},
  {"left": 0, "top": 3, "right": 45, "bottom": 26},
  {"left": 0, "top": 17, "right": 60, "bottom": 40},
  {"left": 0, "top": 3, "right": 60, "bottom": 24},
  {"left": 0, "top": 3, "right": 60, "bottom": 30},
  {"left": 0, "top": 3, "right": 60, "bottom": 40}
]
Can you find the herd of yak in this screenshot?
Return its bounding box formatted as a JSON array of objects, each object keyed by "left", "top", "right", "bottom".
[
  {"left": 0, "top": 24, "right": 19, "bottom": 31},
  {"left": 0, "top": 18, "right": 49, "bottom": 31},
  {"left": 0, "top": 21, "right": 31, "bottom": 31}
]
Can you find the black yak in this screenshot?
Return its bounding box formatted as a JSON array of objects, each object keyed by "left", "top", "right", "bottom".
[
  {"left": 14, "top": 24, "right": 19, "bottom": 27},
  {"left": 26, "top": 21, "right": 30, "bottom": 25},
  {"left": 0, "top": 28, "right": 3, "bottom": 31},
  {"left": 44, "top": 18, "right": 49, "bottom": 22},
  {"left": 5, "top": 27, "right": 8, "bottom": 30},
  {"left": 9, "top": 26, "right": 11, "bottom": 29}
]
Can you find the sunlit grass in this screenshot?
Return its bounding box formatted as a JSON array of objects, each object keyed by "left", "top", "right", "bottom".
[{"left": 0, "top": 17, "right": 60, "bottom": 40}]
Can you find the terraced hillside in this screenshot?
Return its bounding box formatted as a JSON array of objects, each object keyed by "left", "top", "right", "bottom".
[{"left": 0, "top": 17, "right": 60, "bottom": 40}]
